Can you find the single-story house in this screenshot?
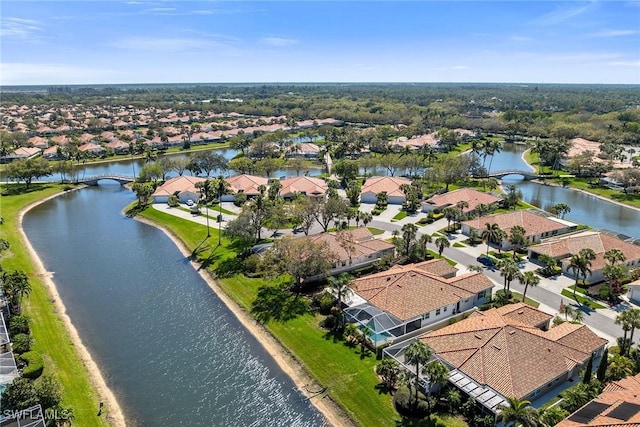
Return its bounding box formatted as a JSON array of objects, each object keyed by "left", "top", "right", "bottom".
[
  {"left": 421, "top": 188, "right": 501, "bottom": 215},
  {"left": 1, "top": 147, "right": 41, "bottom": 163},
  {"left": 42, "top": 145, "right": 61, "bottom": 159},
  {"left": 361, "top": 176, "right": 412, "bottom": 204},
  {"left": 308, "top": 227, "right": 395, "bottom": 274},
  {"left": 28, "top": 136, "right": 49, "bottom": 149},
  {"left": 557, "top": 373, "right": 640, "bottom": 426},
  {"left": 152, "top": 176, "right": 205, "bottom": 204},
  {"left": 286, "top": 142, "right": 320, "bottom": 159},
  {"left": 385, "top": 303, "right": 607, "bottom": 414},
  {"left": 221, "top": 174, "right": 268, "bottom": 201},
  {"left": 461, "top": 210, "right": 577, "bottom": 251},
  {"left": 78, "top": 142, "right": 105, "bottom": 156},
  {"left": 528, "top": 231, "right": 640, "bottom": 285},
  {"left": 279, "top": 176, "right": 328, "bottom": 199},
  {"left": 105, "top": 140, "right": 131, "bottom": 154},
  {"left": 345, "top": 259, "right": 494, "bottom": 343}
]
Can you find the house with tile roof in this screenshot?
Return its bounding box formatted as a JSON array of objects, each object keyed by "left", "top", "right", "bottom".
[
  {"left": 628, "top": 279, "right": 640, "bottom": 305},
  {"left": 528, "top": 231, "right": 640, "bottom": 285},
  {"left": 421, "top": 188, "right": 501, "bottom": 215},
  {"left": 152, "top": 176, "right": 205, "bottom": 204},
  {"left": 1, "top": 147, "right": 42, "bottom": 163},
  {"left": 384, "top": 303, "right": 607, "bottom": 414},
  {"left": 557, "top": 373, "right": 640, "bottom": 426},
  {"left": 306, "top": 227, "right": 395, "bottom": 279},
  {"left": 461, "top": 210, "right": 577, "bottom": 251},
  {"left": 286, "top": 142, "right": 321, "bottom": 159},
  {"left": 279, "top": 176, "right": 328, "bottom": 199},
  {"left": 361, "top": 176, "right": 412, "bottom": 204},
  {"left": 345, "top": 259, "right": 494, "bottom": 344},
  {"left": 221, "top": 174, "right": 269, "bottom": 201}
]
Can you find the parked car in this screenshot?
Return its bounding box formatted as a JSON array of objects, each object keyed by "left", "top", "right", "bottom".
[
  {"left": 476, "top": 254, "right": 496, "bottom": 268},
  {"left": 186, "top": 199, "right": 194, "bottom": 206}
]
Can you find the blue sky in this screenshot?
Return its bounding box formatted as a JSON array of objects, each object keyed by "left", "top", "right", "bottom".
[{"left": 1, "top": 1, "right": 639, "bottom": 85}]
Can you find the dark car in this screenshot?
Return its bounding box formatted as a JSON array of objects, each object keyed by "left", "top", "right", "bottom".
[{"left": 476, "top": 255, "right": 496, "bottom": 268}]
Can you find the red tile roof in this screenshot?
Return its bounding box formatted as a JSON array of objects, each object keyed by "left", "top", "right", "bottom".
[
  {"left": 152, "top": 176, "right": 205, "bottom": 198},
  {"left": 462, "top": 210, "right": 571, "bottom": 237},
  {"left": 424, "top": 188, "right": 501, "bottom": 213},
  {"left": 224, "top": 174, "right": 268, "bottom": 196},
  {"left": 361, "top": 176, "right": 412, "bottom": 198},
  {"left": 280, "top": 176, "right": 328, "bottom": 197}
]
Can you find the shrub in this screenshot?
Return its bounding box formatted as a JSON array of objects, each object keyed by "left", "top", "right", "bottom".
[
  {"left": 233, "top": 192, "right": 247, "bottom": 207},
  {"left": 168, "top": 195, "right": 180, "bottom": 207},
  {"left": 417, "top": 217, "right": 429, "bottom": 225},
  {"left": 371, "top": 208, "right": 383, "bottom": 216},
  {"left": 321, "top": 315, "right": 337, "bottom": 330},
  {"left": 448, "top": 317, "right": 458, "bottom": 325},
  {"left": 393, "top": 384, "right": 429, "bottom": 418},
  {"left": 242, "top": 254, "right": 262, "bottom": 276},
  {"left": 12, "top": 333, "right": 33, "bottom": 354},
  {"left": 433, "top": 208, "right": 441, "bottom": 215},
  {"left": 313, "top": 291, "right": 335, "bottom": 315},
  {"left": 9, "top": 315, "right": 30, "bottom": 337},
  {"left": 21, "top": 351, "right": 44, "bottom": 379}
]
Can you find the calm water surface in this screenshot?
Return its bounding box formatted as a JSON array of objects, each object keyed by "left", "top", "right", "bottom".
[
  {"left": 23, "top": 185, "right": 324, "bottom": 427},
  {"left": 487, "top": 143, "right": 640, "bottom": 239}
]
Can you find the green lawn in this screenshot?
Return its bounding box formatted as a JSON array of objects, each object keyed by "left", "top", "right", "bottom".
[
  {"left": 567, "top": 285, "right": 589, "bottom": 296},
  {"left": 452, "top": 242, "right": 465, "bottom": 248},
  {"left": 211, "top": 205, "right": 237, "bottom": 215},
  {"left": 139, "top": 206, "right": 468, "bottom": 427},
  {"left": 509, "top": 291, "right": 540, "bottom": 308},
  {"left": 392, "top": 211, "right": 408, "bottom": 221},
  {"left": 0, "top": 183, "right": 111, "bottom": 427},
  {"left": 560, "top": 289, "right": 606, "bottom": 309}
]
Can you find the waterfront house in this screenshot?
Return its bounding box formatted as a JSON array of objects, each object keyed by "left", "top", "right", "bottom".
[
  {"left": 286, "top": 142, "right": 320, "bottom": 159},
  {"left": 421, "top": 188, "right": 501, "bottom": 215},
  {"left": 557, "top": 373, "right": 640, "bottom": 426},
  {"left": 307, "top": 227, "right": 395, "bottom": 277},
  {"left": 345, "top": 259, "right": 494, "bottom": 343},
  {"left": 221, "top": 174, "right": 269, "bottom": 201},
  {"left": 1, "top": 147, "right": 41, "bottom": 163},
  {"left": 461, "top": 210, "right": 577, "bottom": 251},
  {"left": 528, "top": 231, "right": 640, "bottom": 285},
  {"left": 78, "top": 142, "right": 105, "bottom": 156},
  {"left": 384, "top": 303, "right": 607, "bottom": 414},
  {"left": 152, "top": 176, "right": 205, "bottom": 204},
  {"left": 360, "top": 176, "right": 412, "bottom": 204},
  {"left": 105, "top": 140, "right": 131, "bottom": 155},
  {"left": 279, "top": 176, "right": 328, "bottom": 200}
]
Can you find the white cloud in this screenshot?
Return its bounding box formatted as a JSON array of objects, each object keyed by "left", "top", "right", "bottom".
[
  {"left": 451, "top": 65, "right": 471, "bottom": 70},
  {"left": 531, "top": 2, "right": 595, "bottom": 26},
  {"left": 260, "top": 37, "right": 299, "bottom": 47},
  {"left": 608, "top": 61, "right": 640, "bottom": 67},
  {"left": 589, "top": 29, "right": 640, "bottom": 38},
  {"left": 0, "top": 63, "right": 123, "bottom": 85},
  {"left": 1, "top": 17, "right": 42, "bottom": 40}
]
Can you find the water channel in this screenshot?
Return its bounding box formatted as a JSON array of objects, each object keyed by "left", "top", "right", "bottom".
[
  {"left": 22, "top": 185, "right": 325, "bottom": 427},
  {"left": 484, "top": 143, "right": 640, "bottom": 239}
]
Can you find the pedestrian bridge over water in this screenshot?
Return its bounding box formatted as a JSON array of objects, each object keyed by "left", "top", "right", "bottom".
[
  {"left": 76, "top": 175, "right": 135, "bottom": 186},
  {"left": 474, "top": 169, "right": 542, "bottom": 181}
]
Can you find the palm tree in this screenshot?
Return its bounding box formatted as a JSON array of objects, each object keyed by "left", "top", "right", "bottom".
[
  {"left": 551, "top": 203, "right": 571, "bottom": 219},
  {"left": 538, "top": 254, "right": 559, "bottom": 276},
  {"left": 604, "top": 248, "right": 626, "bottom": 266},
  {"left": 498, "top": 258, "right": 521, "bottom": 293},
  {"left": 360, "top": 211, "right": 373, "bottom": 228},
  {"left": 568, "top": 248, "right": 596, "bottom": 302},
  {"left": 538, "top": 404, "right": 569, "bottom": 426},
  {"left": 627, "top": 308, "right": 640, "bottom": 351},
  {"left": 485, "top": 140, "right": 503, "bottom": 177},
  {"left": 404, "top": 341, "right": 433, "bottom": 407},
  {"left": 497, "top": 396, "right": 538, "bottom": 427},
  {"left": 213, "top": 175, "right": 232, "bottom": 245},
  {"left": 434, "top": 236, "right": 450, "bottom": 258},
  {"left": 518, "top": 271, "right": 540, "bottom": 303},
  {"left": 481, "top": 222, "right": 504, "bottom": 255},
  {"left": 442, "top": 207, "right": 457, "bottom": 232},
  {"left": 423, "top": 360, "right": 449, "bottom": 410},
  {"left": 615, "top": 310, "right": 634, "bottom": 355},
  {"left": 327, "top": 273, "right": 353, "bottom": 330},
  {"left": 195, "top": 179, "right": 215, "bottom": 238},
  {"left": 509, "top": 225, "right": 528, "bottom": 259},
  {"left": 607, "top": 353, "right": 635, "bottom": 381},
  {"left": 475, "top": 203, "right": 490, "bottom": 217},
  {"left": 376, "top": 358, "right": 400, "bottom": 390},
  {"left": 417, "top": 233, "right": 432, "bottom": 261}
]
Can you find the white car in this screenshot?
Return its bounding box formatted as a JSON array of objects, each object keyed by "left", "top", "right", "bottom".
[{"left": 185, "top": 199, "right": 194, "bottom": 206}]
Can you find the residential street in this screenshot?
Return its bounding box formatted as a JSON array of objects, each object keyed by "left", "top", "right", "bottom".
[{"left": 155, "top": 201, "right": 628, "bottom": 345}]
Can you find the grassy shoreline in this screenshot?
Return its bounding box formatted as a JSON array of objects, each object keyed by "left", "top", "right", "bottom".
[
  {"left": 138, "top": 206, "right": 467, "bottom": 427},
  {"left": 1, "top": 183, "right": 115, "bottom": 427}
]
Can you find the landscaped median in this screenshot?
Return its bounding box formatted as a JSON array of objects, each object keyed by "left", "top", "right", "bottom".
[
  {"left": 1, "top": 183, "right": 113, "bottom": 427},
  {"left": 139, "top": 206, "right": 468, "bottom": 427}
]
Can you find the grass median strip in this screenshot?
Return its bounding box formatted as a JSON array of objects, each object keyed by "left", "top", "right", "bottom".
[{"left": 560, "top": 289, "right": 606, "bottom": 309}]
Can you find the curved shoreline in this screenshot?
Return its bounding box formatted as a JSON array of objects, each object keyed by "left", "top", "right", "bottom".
[
  {"left": 132, "top": 214, "right": 354, "bottom": 427},
  {"left": 18, "top": 189, "right": 126, "bottom": 427}
]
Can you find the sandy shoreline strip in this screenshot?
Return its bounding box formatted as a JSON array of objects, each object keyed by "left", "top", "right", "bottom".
[
  {"left": 133, "top": 214, "right": 355, "bottom": 427},
  {"left": 18, "top": 191, "right": 126, "bottom": 427}
]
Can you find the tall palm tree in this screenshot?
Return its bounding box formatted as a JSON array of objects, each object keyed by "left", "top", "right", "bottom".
[
  {"left": 497, "top": 396, "right": 538, "bottom": 427},
  {"left": 498, "top": 258, "right": 521, "bottom": 293},
  {"left": 423, "top": 360, "right": 449, "bottom": 410},
  {"left": 195, "top": 179, "right": 215, "bottom": 238},
  {"left": 213, "top": 175, "right": 232, "bottom": 244},
  {"left": 404, "top": 341, "right": 433, "bottom": 407},
  {"left": 615, "top": 310, "right": 634, "bottom": 355},
  {"left": 417, "top": 233, "right": 432, "bottom": 261},
  {"left": 568, "top": 248, "right": 596, "bottom": 301},
  {"left": 485, "top": 140, "right": 503, "bottom": 177},
  {"left": 327, "top": 273, "right": 353, "bottom": 330},
  {"left": 481, "top": 222, "right": 505, "bottom": 255},
  {"left": 627, "top": 308, "right": 640, "bottom": 351},
  {"left": 434, "top": 236, "right": 450, "bottom": 258},
  {"left": 518, "top": 271, "right": 540, "bottom": 303}
]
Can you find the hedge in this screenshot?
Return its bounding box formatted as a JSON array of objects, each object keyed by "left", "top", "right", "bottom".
[{"left": 21, "top": 351, "right": 44, "bottom": 379}]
